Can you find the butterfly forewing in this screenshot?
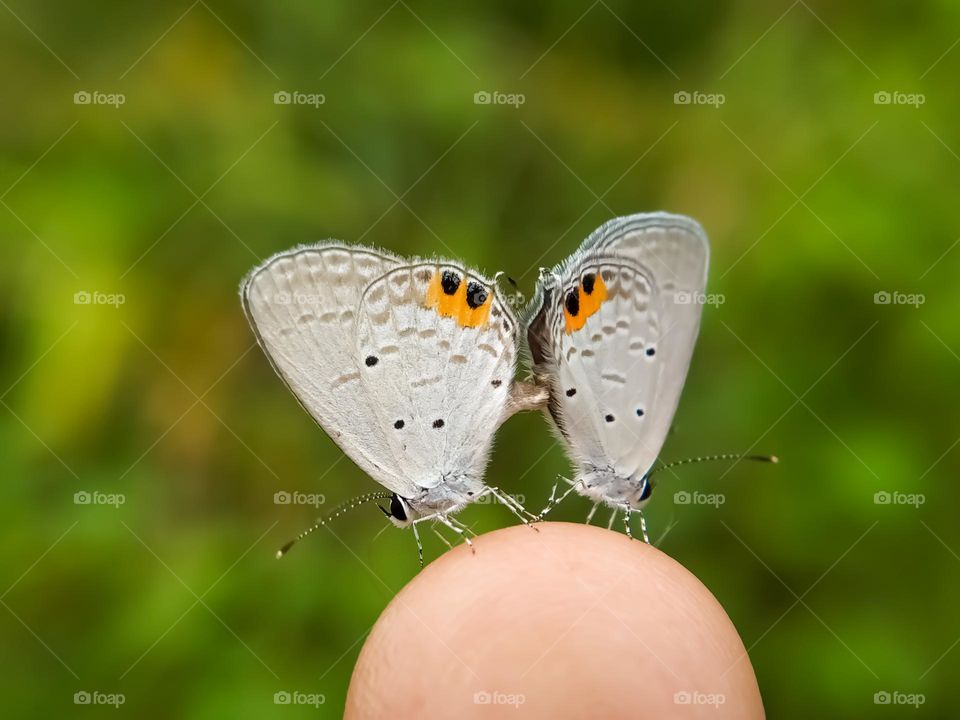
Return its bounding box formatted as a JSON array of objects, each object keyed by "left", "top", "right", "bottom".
[{"left": 241, "top": 244, "right": 417, "bottom": 497}]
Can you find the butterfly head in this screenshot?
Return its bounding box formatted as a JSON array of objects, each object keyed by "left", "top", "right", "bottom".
[{"left": 379, "top": 493, "right": 418, "bottom": 528}]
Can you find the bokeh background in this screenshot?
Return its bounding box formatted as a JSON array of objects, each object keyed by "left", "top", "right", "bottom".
[{"left": 1, "top": 1, "right": 957, "bottom": 717}]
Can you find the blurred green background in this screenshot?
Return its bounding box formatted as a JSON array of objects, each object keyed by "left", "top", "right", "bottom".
[{"left": 1, "top": 1, "right": 957, "bottom": 717}]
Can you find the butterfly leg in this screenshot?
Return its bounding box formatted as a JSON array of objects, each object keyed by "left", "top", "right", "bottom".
[
  {"left": 538, "top": 478, "right": 581, "bottom": 520},
  {"left": 638, "top": 510, "right": 650, "bottom": 544},
  {"left": 431, "top": 526, "right": 454, "bottom": 551},
  {"left": 585, "top": 502, "right": 601, "bottom": 525},
  {"left": 485, "top": 487, "right": 538, "bottom": 530},
  {"left": 607, "top": 507, "right": 619, "bottom": 530},
  {"left": 438, "top": 515, "right": 475, "bottom": 553},
  {"left": 622, "top": 506, "right": 634, "bottom": 540},
  {"left": 411, "top": 521, "right": 425, "bottom": 566}
]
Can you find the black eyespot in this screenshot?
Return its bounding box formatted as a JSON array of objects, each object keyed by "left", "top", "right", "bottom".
[
  {"left": 491, "top": 379, "right": 502, "bottom": 387},
  {"left": 365, "top": 355, "right": 378, "bottom": 367},
  {"left": 390, "top": 494, "right": 407, "bottom": 522},
  {"left": 645, "top": 347, "right": 656, "bottom": 357},
  {"left": 566, "top": 388, "right": 577, "bottom": 397},
  {"left": 605, "top": 414, "right": 615, "bottom": 423},
  {"left": 639, "top": 481, "right": 652, "bottom": 501},
  {"left": 582, "top": 273, "right": 596, "bottom": 295},
  {"left": 565, "top": 289, "right": 580, "bottom": 316},
  {"left": 636, "top": 408, "right": 644, "bottom": 417},
  {"left": 433, "top": 419, "right": 445, "bottom": 428},
  {"left": 394, "top": 419, "right": 404, "bottom": 429},
  {"left": 441, "top": 270, "right": 460, "bottom": 295},
  {"left": 466, "top": 281, "right": 488, "bottom": 309}
]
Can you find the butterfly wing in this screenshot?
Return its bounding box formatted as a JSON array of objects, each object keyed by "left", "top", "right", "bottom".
[
  {"left": 241, "top": 243, "right": 418, "bottom": 497},
  {"left": 526, "top": 212, "right": 709, "bottom": 479},
  {"left": 355, "top": 262, "right": 518, "bottom": 491}
]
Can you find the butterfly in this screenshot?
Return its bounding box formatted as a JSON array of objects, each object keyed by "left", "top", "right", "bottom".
[
  {"left": 242, "top": 244, "right": 544, "bottom": 563},
  {"left": 525, "top": 213, "right": 716, "bottom": 539}
]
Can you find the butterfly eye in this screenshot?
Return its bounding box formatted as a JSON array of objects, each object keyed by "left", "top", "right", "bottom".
[
  {"left": 639, "top": 481, "right": 653, "bottom": 501},
  {"left": 466, "top": 281, "right": 488, "bottom": 309},
  {"left": 389, "top": 494, "right": 408, "bottom": 522}
]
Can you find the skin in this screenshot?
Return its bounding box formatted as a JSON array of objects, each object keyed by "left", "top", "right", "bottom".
[{"left": 346, "top": 522, "right": 764, "bottom": 719}]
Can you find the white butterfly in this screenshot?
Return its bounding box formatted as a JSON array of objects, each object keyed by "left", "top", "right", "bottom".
[
  {"left": 525, "top": 213, "right": 711, "bottom": 539},
  {"left": 242, "top": 244, "right": 542, "bottom": 562}
]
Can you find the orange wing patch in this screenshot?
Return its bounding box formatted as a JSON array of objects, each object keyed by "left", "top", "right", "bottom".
[
  {"left": 425, "top": 270, "right": 492, "bottom": 328},
  {"left": 563, "top": 272, "right": 608, "bottom": 334}
]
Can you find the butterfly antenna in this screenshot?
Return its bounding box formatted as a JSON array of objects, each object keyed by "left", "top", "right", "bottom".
[
  {"left": 276, "top": 491, "right": 392, "bottom": 559},
  {"left": 647, "top": 453, "right": 779, "bottom": 480}
]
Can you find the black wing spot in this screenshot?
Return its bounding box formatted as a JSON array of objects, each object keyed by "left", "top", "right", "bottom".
[
  {"left": 365, "top": 355, "right": 379, "bottom": 367},
  {"left": 582, "top": 272, "right": 596, "bottom": 295},
  {"left": 565, "top": 289, "right": 580, "bottom": 316},
  {"left": 566, "top": 388, "right": 577, "bottom": 397},
  {"left": 605, "top": 414, "right": 615, "bottom": 423},
  {"left": 466, "top": 281, "right": 488, "bottom": 309},
  {"left": 636, "top": 408, "right": 645, "bottom": 417},
  {"left": 433, "top": 419, "right": 445, "bottom": 429},
  {"left": 394, "top": 419, "right": 405, "bottom": 429},
  {"left": 491, "top": 379, "right": 502, "bottom": 388},
  {"left": 441, "top": 270, "right": 461, "bottom": 295},
  {"left": 645, "top": 347, "right": 656, "bottom": 357}
]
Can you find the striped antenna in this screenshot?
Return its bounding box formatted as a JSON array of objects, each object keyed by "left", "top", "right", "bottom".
[
  {"left": 647, "top": 453, "right": 779, "bottom": 480},
  {"left": 276, "top": 491, "right": 392, "bottom": 559}
]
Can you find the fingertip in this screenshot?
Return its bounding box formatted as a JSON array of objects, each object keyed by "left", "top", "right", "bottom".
[{"left": 347, "top": 522, "right": 762, "bottom": 718}]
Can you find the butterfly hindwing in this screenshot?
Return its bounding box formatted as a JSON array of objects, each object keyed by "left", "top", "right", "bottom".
[
  {"left": 355, "top": 262, "right": 518, "bottom": 491},
  {"left": 527, "top": 213, "right": 709, "bottom": 480}
]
